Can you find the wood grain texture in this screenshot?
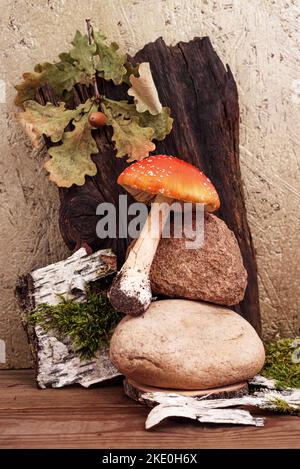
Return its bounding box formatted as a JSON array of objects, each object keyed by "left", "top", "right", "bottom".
[{"left": 0, "top": 370, "right": 299, "bottom": 449}]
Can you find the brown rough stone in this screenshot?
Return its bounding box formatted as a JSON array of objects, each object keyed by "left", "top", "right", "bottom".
[
  {"left": 110, "top": 299, "right": 265, "bottom": 390},
  {"left": 150, "top": 213, "right": 247, "bottom": 306}
]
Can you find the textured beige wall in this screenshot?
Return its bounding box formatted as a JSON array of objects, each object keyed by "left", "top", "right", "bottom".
[{"left": 0, "top": 0, "right": 299, "bottom": 368}]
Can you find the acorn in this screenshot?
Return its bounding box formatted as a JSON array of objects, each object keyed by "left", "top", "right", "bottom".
[{"left": 88, "top": 111, "right": 107, "bottom": 128}]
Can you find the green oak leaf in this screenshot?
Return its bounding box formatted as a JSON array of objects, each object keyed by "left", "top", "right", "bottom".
[
  {"left": 15, "top": 60, "right": 87, "bottom": 108},
  {"left": 69, "top": 30, "right": 96, "bottom": 75},
  {"left": 14, "top": 29, "right": 140, "bottom": 108},
  {"left": 57, "top": 52, "right": 76, "bottom": 65},
  {"left": 41, "top": 61, "right": 85, "bottom": 95},
  {"left": 33, "top": 61, "right": 78, "bottom": 98},
  {"left": 16, "top": 100, "right": 93, "bottom": 148},
  {"left": 15, "top": 31, "right": 96, "bottom": 108},
  {"left": 93, "top": 31, "right": 127, "bottom": 85},
  {"left": 138, "top": 107, "right": 173, "bottom": 140},
  {"left": 45, "top": 103, "right": 98, "bottom": 187}
]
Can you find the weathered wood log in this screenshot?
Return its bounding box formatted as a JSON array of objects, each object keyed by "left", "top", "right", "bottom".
[
  {"left": 16, "top": 248, "right": 121, "bottom": 388},
  {"left": 37, "top": 37, "right": 261, "bottom": 333},
  {"left": 142, "top": 388, "right": 300, "bottom": 430}
]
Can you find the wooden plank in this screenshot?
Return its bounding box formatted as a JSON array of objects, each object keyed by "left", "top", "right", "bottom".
[{"left": 0, "top": 371, "right": 299, "bottom": 449}]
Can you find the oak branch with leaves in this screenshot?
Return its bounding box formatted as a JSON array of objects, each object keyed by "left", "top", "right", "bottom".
[{"left": 15, "top": 24, "right": 173, "bottom": 187}]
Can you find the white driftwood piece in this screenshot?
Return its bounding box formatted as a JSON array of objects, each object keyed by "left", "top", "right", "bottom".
[
  {"left": 142, "top": 388, "right": 300, "bottom": 430},
  {"left": 29, "top": 247, "right": 121, "bottom": 389}
]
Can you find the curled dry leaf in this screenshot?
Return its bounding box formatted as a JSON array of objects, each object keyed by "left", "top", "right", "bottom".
[{"left": 128, "top": 62, "right": 162, "bottom": 115}]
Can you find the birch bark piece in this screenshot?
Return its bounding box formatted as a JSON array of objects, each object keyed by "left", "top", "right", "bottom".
[
  {"left": 145, "top": 405, "right": 265, "bottom": 430},
  {"left": 142, "top": 388, "right": 300, "bottom": 430},
  {"left": 35, "top": 327, "right": 119, "bottom": 389},
  {"left": 249, "top": 374, "right": 278, "bottom": 389},
  {"left": 17, "top": 248, "right": 121, "bottom": 388},
  {"left": 31, "top": 247, "right": 116, "bottom": 305}
]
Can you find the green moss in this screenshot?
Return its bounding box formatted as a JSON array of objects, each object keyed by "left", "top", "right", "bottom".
[
  {"left": 29, "top": 289, "right": 122, "bottom": 360},
  {"left": 261, "top": 338, "right": 300, "bottom": 389},
  {"left": 268, "top": 396, "right": 300, "bottom": 415}
]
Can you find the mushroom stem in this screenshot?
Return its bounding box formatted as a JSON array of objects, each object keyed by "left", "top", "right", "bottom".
[{"left": 109, "top": 194, "right": 172, "bottom": 316}]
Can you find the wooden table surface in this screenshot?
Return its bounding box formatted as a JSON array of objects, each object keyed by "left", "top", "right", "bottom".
[{"left": 0, "top": 370, "right": 299, "bottom": 449}]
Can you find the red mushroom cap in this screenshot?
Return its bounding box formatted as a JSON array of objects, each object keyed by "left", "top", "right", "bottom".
[{"left": 117, "top": 155, "right": 220, "bottom": 211}]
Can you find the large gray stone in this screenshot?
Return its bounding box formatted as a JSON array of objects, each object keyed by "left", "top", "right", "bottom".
[{"left": 110, "top": 299, "right": 265, "bottom": 390}]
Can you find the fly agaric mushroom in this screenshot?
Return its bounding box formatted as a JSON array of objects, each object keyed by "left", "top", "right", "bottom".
[{"left": 109, "top": 155, "right": 220, "bottom": 316}]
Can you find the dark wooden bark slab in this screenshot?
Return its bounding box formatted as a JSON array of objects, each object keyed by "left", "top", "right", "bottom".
[{"left": 38, "top": 37, "right": 261, "bottom": 334}]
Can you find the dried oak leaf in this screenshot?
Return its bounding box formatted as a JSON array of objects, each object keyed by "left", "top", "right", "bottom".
[
  {"left": 15, "top": 69, "right": 45, "bottom": 108},
  {"left": 102, "top": 98, "right": 173, "bottom": 161},
  {"left": 103, "top": 99, "right": 155, "bottom": 162},
  {"left": 16, "top": 101, "right": 84, "bottom": 148},
  {"left": 93, "top": 31, "right": 127, "bottom": 85},
  {"left": 110, "top": 116, "right": 155, "bottom": 162},
  {"left": 128, "top": 62, "right": 162, "bottom": 115},
  {"left": 45, "top": 102, "right": 98, "bottom": 187}
]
